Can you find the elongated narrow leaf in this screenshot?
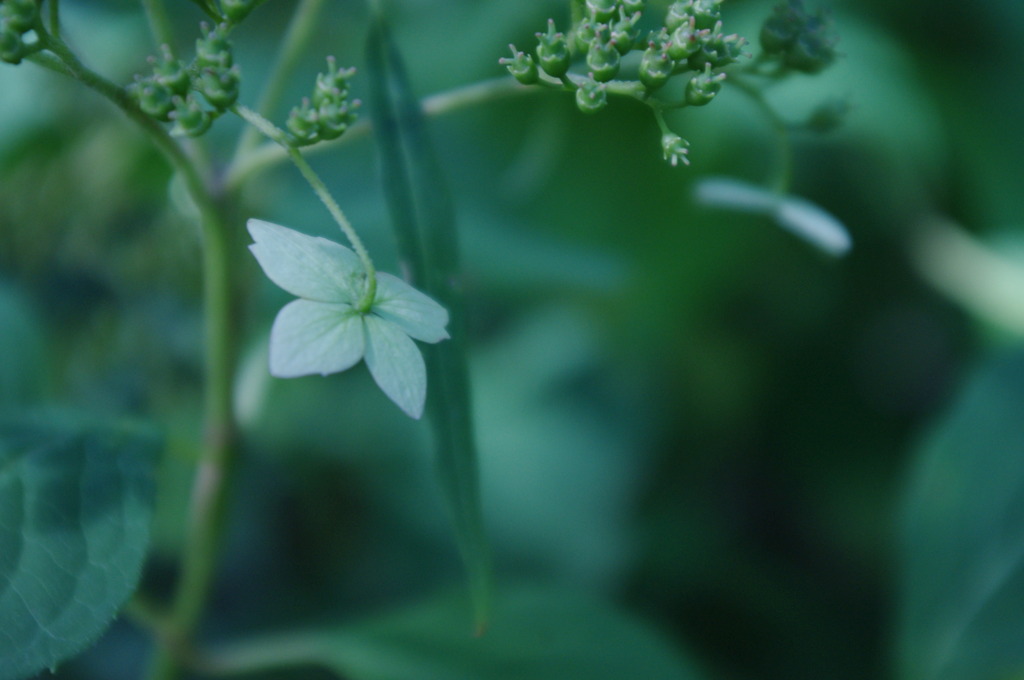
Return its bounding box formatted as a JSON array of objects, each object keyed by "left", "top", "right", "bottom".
[
  {"left": 0, "top": 412, "right": 159, "bottom": 680},
  {"left": 209, "top": 585, "right": 711, "bottom": 680},
  {"left": 898, "top": 350, "right": 1024, "bottom": 680},
  {"left": 365, "top": 13, "right": 491, "bottom": 630}
]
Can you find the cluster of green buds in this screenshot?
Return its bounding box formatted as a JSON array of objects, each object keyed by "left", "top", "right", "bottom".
[
  {"left": 0, "top": 0, "right": 39, "bottom": 64},
  {"left": 501, "top": 0, "right": 748, "bottom": 166},
  {"left": 284, "top": 56, "right": 360, "bottom": 147},
  {"left": 760, "top": 0, "right": 838, "bottom": 73},
  {"left": 129, "top": 23, "right": 240, "bottom": 137}
]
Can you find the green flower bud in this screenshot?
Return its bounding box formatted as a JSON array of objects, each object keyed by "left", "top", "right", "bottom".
[
  {"left": 586, "top": 36, "right": 620, "bottom": 82},
  {"left": 586, "top": 0, "right": 619, "bottom": 23},
  {"left": 667, "top": 18, "right": 700, "bottom": 60},
  {"left": 318, "top": 99, "right": 360, "bottom": 140},
  {"left": 1, "top": 0, "right": 38, "bottom": 33},
  {"left": 221, "top": 0, "right": 255, "bottom": 24},
  {"left": 499, "top": 45, "right": 539, "bottom": 85},
  {"left": 312, "top": 56, "right": 356, "bottom": 107},
  {"left": 170, "top": 95, "right": 212, "bottom": 137},
  {"left": 0, "top": 25, "right": 26, "bottom": 65},
  {"left": 575, "top": 75, "right": 608, "bottom": 114},
  {"left": 134, "top": 78, "right": 175, "bottom": 120},
  {"left": 574, "top": 19, "right": 597, "bottom": 54},
  {"left": 687, "top": 27, "right": 746, "bottom": 70},
  {"left": 150, "top": 45, "right": 191, "bottom": 96},
  {"left": 195, "top": 22, "right": 233, "bottom": 70},
  {"left": 688, "top": 0, "right": 723, "bottom": 31},
  {"left": 685, "top": 64, "right": 725, "bottom": 106},
  {"left": 609, "top": 11, "right": 641, "bottom": 54},
  {"left": 760, "top": 1, "right": 803, "bottom": 54},
  {"left": 661, "top": 132, "right": 690, "bottom": 167},
  {"left": 621, "top": 0, "right": 646, "bottom": 12},
  {"left": 665, "top": 2, "right": 690, "bottom": 32},
  {"left": 197, "top": 66, "right": 240, "bottom": 110},
  {"left": 639, "top": 44, "right": 674, "bottom": 91},
  {"left": 783, "top": 18, "right": 837, "bottom": 73},
  {"left": 535, "top": 19, "right": 570, "bottom": 78},
  {"left": 286, "top": 97, "right": 320, "bottom": 146}
]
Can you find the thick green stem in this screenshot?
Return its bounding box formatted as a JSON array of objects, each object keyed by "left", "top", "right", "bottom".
[
  {"left": 34, "top": 25, "right": 238, "bottom": 680},
  {"left": 233, "top": 105, "right": 378, "bottom": 310},
  {"left": 231, "top": 0, "right": 326, "bottom": 163}
]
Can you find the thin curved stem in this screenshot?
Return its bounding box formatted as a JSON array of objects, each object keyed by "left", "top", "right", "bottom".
[
  {"left": 225, "top": 75, "right": 529, "bottom": 189},
  {"left": 230, "top": 0, "right": 326, "bottom": 164},
  {"left": 233, "top": 105, "right": 378, "bottom": 310},
  {"left": 727, "top": 74, "right": 793, "bottom": 193}
]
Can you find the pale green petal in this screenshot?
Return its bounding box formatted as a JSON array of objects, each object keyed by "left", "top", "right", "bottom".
[
  {"left": 372, "top": 272, "right": 450, "bottom": 343},
  {"left": 694, "top": 177, "right": 852, "bottom": 257},
  {"left": 248, "top": 219, "right": 363, "bottom": 303},
  {"left": 269, "top": 299, "right": 365, "bottom": 378},
  {"left": 363, "top": 315, "right": 427, "bottom": 419},
  {"left": 693, "top": 177, "right": 780, "bottom": 214},
  {"left": 775, "top": 196, "right": 852, "bottom": 257}
]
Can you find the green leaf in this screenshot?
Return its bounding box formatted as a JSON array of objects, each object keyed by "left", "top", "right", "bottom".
[
  {"left": 364, "top": 315, "right": 427, "bottom": 420},
  {"left": 0, "top": 412, "right": 159, "bottom": 680},
  {"left": 898, "top": 350, "right": 1024, "bottom": 680},
  {"left": 209, "top": 585, "right": 710, "bottom": 680},
  {"left": 365, "top": 12, "right": 491, "bottom": 630},
  {"left": 694, "top": 177, "right": 852, "bottom": 256}
]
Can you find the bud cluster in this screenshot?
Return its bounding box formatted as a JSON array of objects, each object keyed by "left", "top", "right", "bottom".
[
  {"left": 760, "top": 0, "right": 838, "bottom": 73},
  {"left": 1, "top": 0, "right": 40, "bottom": 65},
  {"left": 129, "top": 23, "right": 240, "bottom": 137},
  {"left": 501, "top": 0, "right": 748, "bottom": 164},
  {"left": 502, "top": 1, "right": 745, "bottom": 111},
  {"left": 500, "top": 0, "right": 841, "bottom": 166},
  {"left": 284, "top": 56, "right": 360, "bottom": 147}
]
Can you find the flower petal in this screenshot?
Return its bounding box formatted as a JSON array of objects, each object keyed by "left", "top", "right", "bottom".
[
  {"left": 248, "top": 218, "right": 363, "bottom": 303},
  {"left": 269, "top": 299, "right": 365, "bottom": 378},
  {"left": 371, "top": 272, "right": 450, "bottom": 343},
  {"left": 775, "top": 196, "right": 852, "bottom": 257},
  {"left": 363, "top": 315, "right": 427, "bottom": 419}
]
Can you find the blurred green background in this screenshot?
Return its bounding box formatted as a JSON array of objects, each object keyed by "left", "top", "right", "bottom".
[{"left": 2, "top": 0, "right": 1024, "bottom": 679}]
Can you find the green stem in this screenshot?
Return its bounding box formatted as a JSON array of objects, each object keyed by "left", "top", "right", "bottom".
[
  {"left": 233, "top": 105, "right": 378, "bottom": 310},
  {"left": 225, "top": 75, "right": 528, "bottom": 189},
  {"left": 230, "top": 0, "right": 326, "bottom": 163},
  {"left": 727, "top": 75, "right": 793, "bottom": 193},
  {"left": 34, "top": 24, "right": 238, "bottom": 680},
  {"left": 47, "top": 0, "right": 60, "bottom": 36},
  {"left": 141, "top": 0, "right": 178, "bottom": 54}
]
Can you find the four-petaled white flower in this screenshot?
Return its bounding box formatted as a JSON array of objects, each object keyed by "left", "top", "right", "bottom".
[{"left": 247, "top": 218, "right": 449, "bottom": 419}]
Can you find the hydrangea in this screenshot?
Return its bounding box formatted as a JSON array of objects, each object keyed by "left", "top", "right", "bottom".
[{"left": 247, "top": 219, "right": 449, "bottom": 419}]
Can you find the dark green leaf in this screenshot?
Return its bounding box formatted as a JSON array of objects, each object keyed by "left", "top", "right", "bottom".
[
  {"left": 365, "top": 12, "right": 491, "bottom": 630},
  {"left": 210, "top": 585, "right": 710, "bottom": 680},
  {"left": 0, "top": 412, "right": 159, "bottom": 680},
  {"left": 898, "top": 350, "right": 1024, "bottom": 680}
]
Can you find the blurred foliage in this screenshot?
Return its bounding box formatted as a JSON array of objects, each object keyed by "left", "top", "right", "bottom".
[{"left": 2, "top": 0, "right": 1024, "bottom": 679}]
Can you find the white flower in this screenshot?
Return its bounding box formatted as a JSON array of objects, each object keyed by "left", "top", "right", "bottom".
[{"left": 247, "top": 218, "right": 449, "bottom": 419}]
